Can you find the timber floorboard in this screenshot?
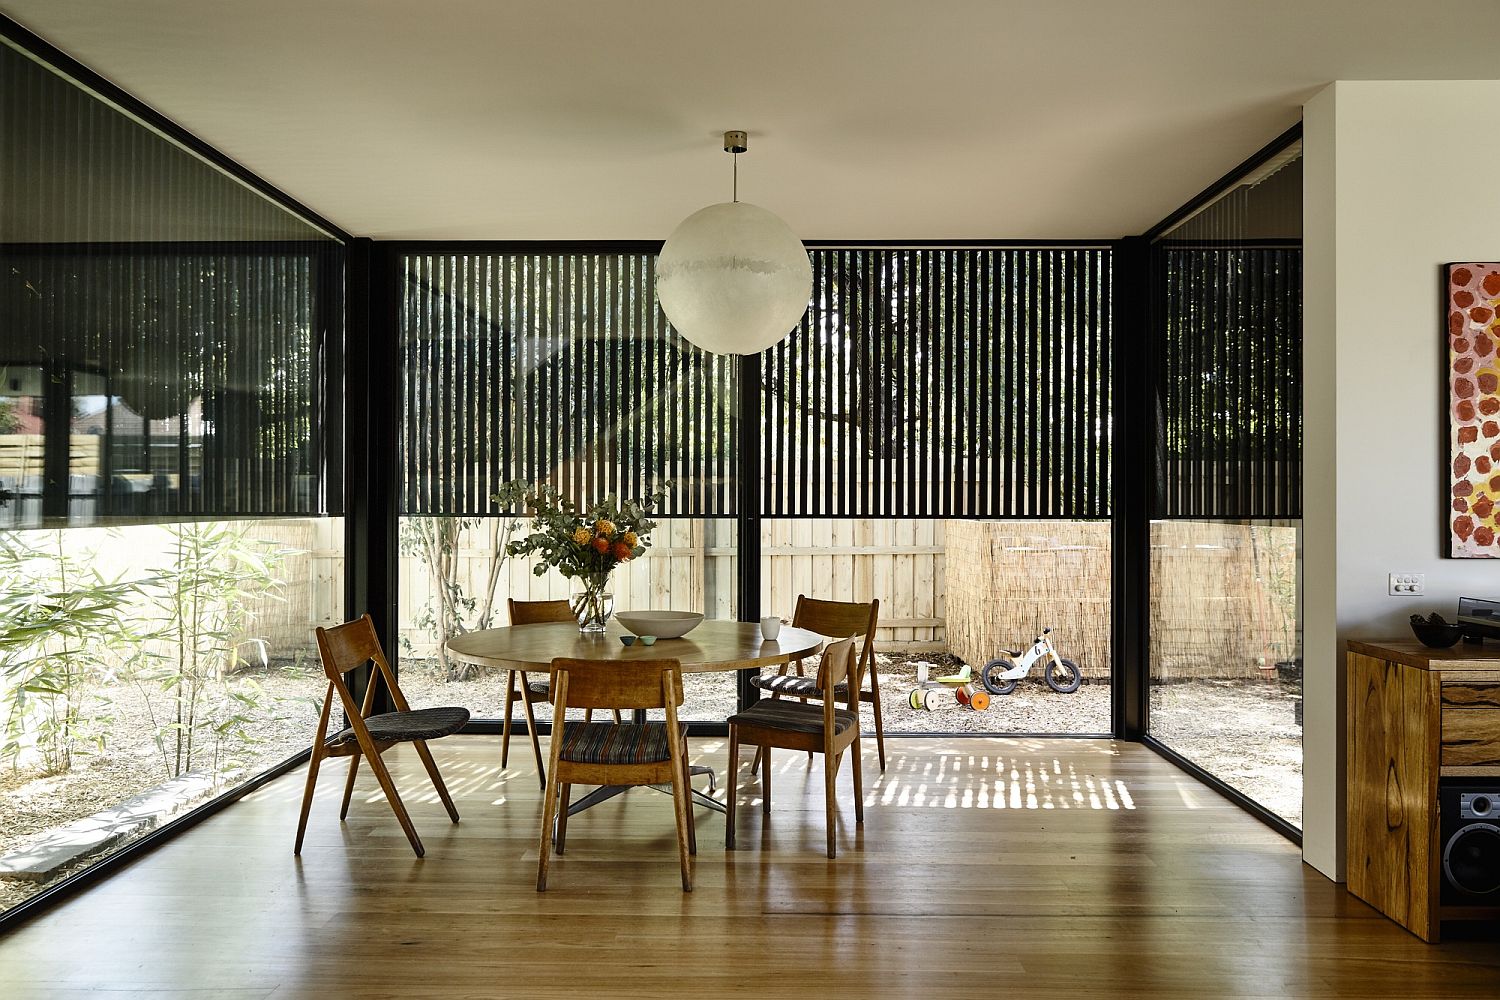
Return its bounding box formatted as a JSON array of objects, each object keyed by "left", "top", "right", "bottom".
[{"left": 0, "top": 737, "right": 1496, "bottom": 999}]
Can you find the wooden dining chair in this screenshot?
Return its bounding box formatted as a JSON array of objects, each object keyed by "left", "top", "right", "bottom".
[
  {"left": 749, "top": 596, "right": 885, "bottom": 770},
  {"left": 537, "top": 656, "right": 695, "bottom": 892},
  {"left": 727, "top": 636, "right": 864, "bottom": 858},
  {"left": 502, "top": 598, "right": 621, "bottom": 789},
  {"left": 294, "top": 614, "right": 469, "bottom": 859}
]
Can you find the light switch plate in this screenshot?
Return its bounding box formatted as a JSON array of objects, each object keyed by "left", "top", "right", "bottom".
[{"left": 1388, "top": 573, "right": 1426, "bottom": 596}]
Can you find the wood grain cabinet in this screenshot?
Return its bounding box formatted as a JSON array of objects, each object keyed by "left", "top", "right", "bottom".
[{"left": 1346, "top": 639, "right": 1500, "bottom": 942}]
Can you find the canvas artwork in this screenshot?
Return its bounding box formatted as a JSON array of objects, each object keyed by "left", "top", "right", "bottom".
[{"left": 1448, "top": 262, "right": 1500, "bottom": 558}]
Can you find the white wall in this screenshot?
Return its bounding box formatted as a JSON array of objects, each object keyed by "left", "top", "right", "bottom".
[{"left": 1302, "top": 81, "right": 1500, "bottom": 880}]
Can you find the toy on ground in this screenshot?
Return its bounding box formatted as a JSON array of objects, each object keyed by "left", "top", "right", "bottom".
[
  {"left": 980, "top": 627, "right": 1082, "bottom": 696},
  {"left": 907, "top": 687, "right": 945, "bottom": 711},
  {"left": 954, "top": 682, "right": 990, "bottom": 711}
]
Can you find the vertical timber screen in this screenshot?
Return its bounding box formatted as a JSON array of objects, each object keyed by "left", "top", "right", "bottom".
[
  {"left": 763, "top": 247, "right": 1112, "bottom": 519},
  {"left": 401, "top": 252, "right": 738, "bottom": 518}
]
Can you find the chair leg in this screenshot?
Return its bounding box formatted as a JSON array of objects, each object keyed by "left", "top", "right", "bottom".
[
  {"left": 824, "top": 747, "right": 839, "bottom": 860},
  {"left": 365, "top": 747, "right": 425, "bottom": 858},
  {"left": 500, "top": 671, "right": 518, "bottom": 769},
  {"left": 761, "top": 745, "right": 772, "bottom": 815},
  {"left": 612, "top": 709, "right": 622, "bottom": 725},
  {"left": 668, "top": 748, "right": 694, "bottom": 892},
  {"left": 293, "top": 746, "right": 324, "bottom": 855},
  {"left": 521, "top": 688, "right": 546, "bottom": 790},
  {"left": 537, "top": 767, "right": 562, "bottom": 892},
  {"left": 339, "top": 751, "right": 361, "bottom": 820},
  {"left": 725, "top": 727, "right": 739, "bottom": 850},
  {"left": 851, "top": 739, "right": 865, "bottom": 825},
  {"left": 867, "top": 674, "right": 887, "bottom": 772},
  {"left": 555, "top": 784, "right": 572, "bottom": 854},
  {"left": 412, "top": 739, "right": 460, "bottom": 823},
  {"left": 681, "top": 752, "right": 697, "bottom": 856}
]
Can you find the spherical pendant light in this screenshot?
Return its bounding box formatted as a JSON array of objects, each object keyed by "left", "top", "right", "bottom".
[{"left": 655, "top": 132, "right": 811, "bottom": 356}]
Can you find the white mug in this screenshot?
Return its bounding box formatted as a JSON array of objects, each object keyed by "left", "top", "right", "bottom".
[{"left": 759, "top": 616, "right": 782, "bottom": 640}]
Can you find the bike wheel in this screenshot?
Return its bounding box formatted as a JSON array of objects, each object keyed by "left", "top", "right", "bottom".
[
  {"left": 980, "top": 658, "right": 1019, "bottom": 696},
  {"left": 1045, "top": 657, "right": 1082, "bottom": 693}
]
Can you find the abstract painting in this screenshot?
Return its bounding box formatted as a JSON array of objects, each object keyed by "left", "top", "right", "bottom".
[{"left": 1448, "top": 262, "right": 1500, "bottom": 558}]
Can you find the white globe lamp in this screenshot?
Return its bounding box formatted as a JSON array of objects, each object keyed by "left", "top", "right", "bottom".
[{"left": 656, "top": 132, "right": 811, "bottom": 356}]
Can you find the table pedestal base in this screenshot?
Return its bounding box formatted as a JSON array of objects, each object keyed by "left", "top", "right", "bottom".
[{"left": 565, "top": 764, "right": 724, "bottom": 817}]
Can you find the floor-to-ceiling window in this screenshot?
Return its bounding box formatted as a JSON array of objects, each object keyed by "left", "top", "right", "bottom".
[
  {"left": 1145, "top": 135, "right": 1304, "bottom": 827},
  {"left": 0, "top": 34, "right": 345, "bottom": 914},
  {"left": 394, "top": 245, "right": 1114, "bottom": 737},
  {"left": 395, "top": 252, "right": 740, "bottom": 722},
  {"left": 760, "top": 247, "right": 1113, "bottom": 735}
]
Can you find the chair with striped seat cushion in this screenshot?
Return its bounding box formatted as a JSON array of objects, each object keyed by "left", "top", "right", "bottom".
[
  {"left": 558, "top": 721, "right": 687, "bottom": 764},
  {"left": 728, "top": 699, "right": 857, "bottom": 737},
  {"left": 538, "top": 657, "right": 695, "bottom": 892},
  {"left": 728, "top": 636, "right": 865, "bottom": 859},
  {"left": 295, "top": 615, "right": 467, "bottom": 859},
  {"left": 748, "top": 596, "right": 885, "bottom": 771}
]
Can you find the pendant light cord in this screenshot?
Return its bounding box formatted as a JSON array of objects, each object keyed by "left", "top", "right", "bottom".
[{"left": 733, "top": 151, "right": 739, "bottom": 203}]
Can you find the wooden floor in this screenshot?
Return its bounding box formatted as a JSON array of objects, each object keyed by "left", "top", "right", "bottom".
[{"left": 0, "top": 736, "right": 1496, "bottom": 999}]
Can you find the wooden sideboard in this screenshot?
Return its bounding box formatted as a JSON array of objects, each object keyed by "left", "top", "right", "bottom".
[{"left": 1346, "top": 638, "right": 1500, "bottom": 942}]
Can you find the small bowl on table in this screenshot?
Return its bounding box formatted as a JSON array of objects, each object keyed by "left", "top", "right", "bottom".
[
  {"left": 615, "top": 610, "right": 704, "bottom": 639},
  {"left": 1410, "top": 614, "right": 1465, "bottom": 649}
]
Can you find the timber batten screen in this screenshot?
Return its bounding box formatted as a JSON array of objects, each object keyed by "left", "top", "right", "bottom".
[
  {"left": 401, "top": 252, "right": 738, "bottom": 517},
  {"left": 1154, "top": 245, "right": 1302, "bottom": 519},
  {"left": 763, "top": 248, "right": 1112, "bottom": 518},
  {"left": 401, "top": 247, "right": 1113, "bottom": 520}
]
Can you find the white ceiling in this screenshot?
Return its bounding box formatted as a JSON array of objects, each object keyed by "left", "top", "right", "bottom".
[{"left": 1, "top": 0, "right": 1491, "bottom": 241}]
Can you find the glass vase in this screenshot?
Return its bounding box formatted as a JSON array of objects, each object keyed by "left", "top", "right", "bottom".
[{"left": 570, "top": 573, "right": 614, "bottom": 633}]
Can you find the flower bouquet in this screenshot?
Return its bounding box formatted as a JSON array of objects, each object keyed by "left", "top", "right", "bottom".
[{"left": 502, "top": 483, "right": 668, "bottom": 632}]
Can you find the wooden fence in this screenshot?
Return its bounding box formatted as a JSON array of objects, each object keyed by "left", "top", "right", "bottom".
[
  {"left": 944, "top": 519, "right": 1300, "bottom": 683},
  {"left": 215, "top": 516, "right": 1302, "bottom": 682}
]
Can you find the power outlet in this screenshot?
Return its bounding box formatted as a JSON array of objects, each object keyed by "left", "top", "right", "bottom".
[{"left": 1389, "top": 573, "right": 1426, "bottom": 596}]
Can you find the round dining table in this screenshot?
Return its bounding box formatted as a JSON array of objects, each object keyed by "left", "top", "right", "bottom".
[{"left": 445, "top": 620, "right": 823, "bottom": 816}]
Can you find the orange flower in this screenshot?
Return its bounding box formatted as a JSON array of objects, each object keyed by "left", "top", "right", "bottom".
[
  {"left": 571, "top": 526, "right": 593, "bottom": 545},
  {"left": 621, "top": 531, "right": 638, "bottom": 548},
  {"left": 611, "top": 541, "right": 632, "bottom": 561},
  {"left": 591, "top": 537, "right": 610, "bottom": 553},
  {"left": 595, "top": 519, "right": 617, "bottom": 538}
]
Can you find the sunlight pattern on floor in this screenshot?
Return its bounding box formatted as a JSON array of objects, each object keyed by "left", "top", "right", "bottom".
[{"left": 870, "top": 751, "right": 1135, "bottom": 810}]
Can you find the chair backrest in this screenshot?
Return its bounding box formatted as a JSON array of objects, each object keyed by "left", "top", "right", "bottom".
[
  {"left": 793, "top": 596, "right": 879, "bottom": 683},
  {"left": 313, "top": 614, "right": 413, "bottom": 719},
  {"left": 509, "top": 598, "right": 575, "bottom": 625},
  {"left": 815, "top": 637, "right": 859, "bottom": 708},
  {"left": 549, "top": 657, "right": 684, "bottom": 712}
]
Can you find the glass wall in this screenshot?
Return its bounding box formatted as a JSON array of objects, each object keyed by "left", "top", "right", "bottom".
[
  {"left": 1146, "top": 138, "right": 1303, "bottom": 827},
  {"left": 396, "top": 515, "right": 736, "bottom": 722},
  {"left": 759, "top": 518, "right": 1111, "bottom": 736},
  {"left": 0, "top": 35, "right": 344, "bottom": 913}
]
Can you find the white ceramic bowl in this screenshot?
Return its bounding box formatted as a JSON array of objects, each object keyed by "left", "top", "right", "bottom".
[{"left": 615, "top": 610, "right": 705, "bottom": 639}]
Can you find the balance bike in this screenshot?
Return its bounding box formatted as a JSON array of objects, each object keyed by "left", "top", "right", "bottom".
[{"left": 980, "top": 628, "right": 1082, "bottom": 696}]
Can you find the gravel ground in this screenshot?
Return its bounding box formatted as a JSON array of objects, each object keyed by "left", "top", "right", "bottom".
[{"left": 1149, "top": 678, "right": 1303, "bottom": 826}]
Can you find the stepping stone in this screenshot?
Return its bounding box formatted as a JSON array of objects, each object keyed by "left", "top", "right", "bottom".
[{"left": 0, "top": 771, "right": 219, "bottom": 882}]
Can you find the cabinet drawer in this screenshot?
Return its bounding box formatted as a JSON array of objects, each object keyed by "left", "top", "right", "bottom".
[
  {"left": 1441, "top": 709, "right": 1500, "bottom": 767},
  {"left": 1441, "top": 671, "right": 1500, "bottom": 710}
]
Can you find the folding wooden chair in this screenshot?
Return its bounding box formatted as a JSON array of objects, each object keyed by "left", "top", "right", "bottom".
[{"left": 294, "top": 614, "right": 469, "bottom": 859}]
